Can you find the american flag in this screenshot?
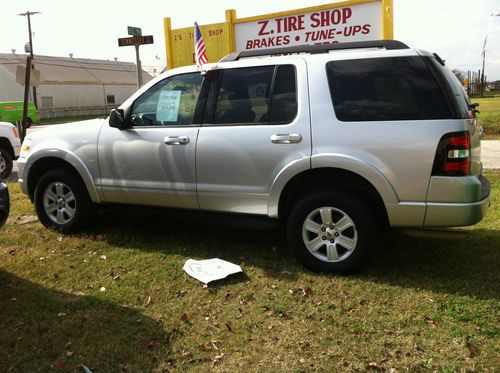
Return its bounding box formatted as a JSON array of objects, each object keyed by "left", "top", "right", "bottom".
[{"left": 194, "top": 22, "right": 208, "bottom": 68}]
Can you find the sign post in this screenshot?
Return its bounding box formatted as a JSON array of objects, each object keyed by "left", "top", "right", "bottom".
[{"left": 118, "top": 29, "right": 153, "bottom": 89}]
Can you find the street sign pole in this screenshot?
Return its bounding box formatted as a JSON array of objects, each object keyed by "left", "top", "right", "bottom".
[
  {"left": 118, "top": 28, "right": 152, "bottom": 89},
  {"left": 135, "top": 44, "right": 143, "bottom": 88}
]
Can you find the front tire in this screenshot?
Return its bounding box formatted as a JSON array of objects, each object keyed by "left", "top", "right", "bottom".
[
  {"left": 287, "top": 190, "right": 377, "bottom": 274},
  {"left": 0, "top": 148, "right": 13, "bottom": 180},
  {"left": 34, "top": 169, "right": 95, "bottom": 232}
]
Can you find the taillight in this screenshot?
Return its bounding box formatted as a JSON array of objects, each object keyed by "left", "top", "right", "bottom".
[{"left": 432, "top": 131, "right": 471, "bottom": 176}]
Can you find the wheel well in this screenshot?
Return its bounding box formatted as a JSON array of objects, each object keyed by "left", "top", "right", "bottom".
[
  {"left": 27, "top": 157, "right": 85, "bottom": 201},
  {"left": 278, "top": 168, "right": 389, "bottom": 226},
  {"left": 0, "top": 137, "right": 14, "bottom": 159}
]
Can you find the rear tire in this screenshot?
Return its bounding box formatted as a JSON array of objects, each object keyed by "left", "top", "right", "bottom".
[
  {"left": 287, "top": 190, "right": 377, "bottom": 274},
  {"left": 0, "top": 148, "right": 13, "bottom": 180},
  {"left": 34, "top": 169, "right": 95, "bottom": 232}
]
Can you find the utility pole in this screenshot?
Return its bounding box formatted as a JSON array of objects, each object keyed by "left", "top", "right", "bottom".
[
  {"left": 18, "top": 11, "right": 40, "bottom": 110},
  {"left": 480, "top": 12, "right": 500, "bottom": 98}
]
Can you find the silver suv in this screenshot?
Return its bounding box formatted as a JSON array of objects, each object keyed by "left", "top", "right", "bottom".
[{"left": 17, "top": 41, "right": 491, "bottom": 273}]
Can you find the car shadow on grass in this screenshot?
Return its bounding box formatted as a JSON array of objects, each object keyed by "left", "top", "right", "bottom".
[
  {"left": 96, "top": 206, "right": 300, "bottom": 280},
  {"left": 94, "top": 206, "right": 499, "bottom": 300},
  {"left": 0, "top": 270, "right": 172, "bottom": 372},
  {"left": 364, "top": 228, "right": 500, "bottom": 301}
]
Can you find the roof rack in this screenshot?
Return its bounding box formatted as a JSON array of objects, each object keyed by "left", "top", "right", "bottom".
[{"left": 219, "top": 40, "right": 410, "bottom": 63}]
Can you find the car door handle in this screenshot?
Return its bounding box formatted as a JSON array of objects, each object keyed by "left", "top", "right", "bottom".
[
  {"left": 164, "top": 136, "right": 190, "bottom": 145},
  {"left": 270, "top": 133, "right": 302, "bottom": 144}
]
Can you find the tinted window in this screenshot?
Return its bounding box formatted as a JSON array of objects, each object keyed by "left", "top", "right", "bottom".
[
  {"left": 131, "top": 73, "right": 203, "bottom": 126},
  {"left": 430, "top": 57, "right": 471, "bottom": 118},
  {"left": 269, "top": 65, "right": 297, "bottom": 123},
  {"left": 213, "top": 65, "right": 297, "bottom": 125},
  {"left": 326, "top": 57, "right": 451, "bottom": 121},
  {"left": 214, "top": 66, "right": 273, "bottom": 124}
]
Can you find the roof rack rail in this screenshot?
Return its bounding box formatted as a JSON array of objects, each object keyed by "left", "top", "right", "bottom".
[{"left": 219, "top": 40, "right": 409, "bottom": 63}]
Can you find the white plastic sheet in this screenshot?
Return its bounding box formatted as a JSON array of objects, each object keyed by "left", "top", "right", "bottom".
[{"left": 183, "top": 258, "right": 243, "bottom": 284}]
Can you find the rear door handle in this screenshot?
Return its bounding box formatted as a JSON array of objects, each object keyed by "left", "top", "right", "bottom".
[
  {"left": 164, "top": 136, "right": 190, "bottom": 145},
  {"left": 270, "top": 133, "right": 302, "bottom": 144}
]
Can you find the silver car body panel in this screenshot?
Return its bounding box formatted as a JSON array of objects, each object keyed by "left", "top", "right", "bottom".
[
  {"left": 97, "top": 125, "right": 200, "bottom": 209},
  {"left": 17, "top": 120, "right": 103, "bottom": 202},
  {"left": 196, "top": 58, "right": 311, "bottom": 215}
]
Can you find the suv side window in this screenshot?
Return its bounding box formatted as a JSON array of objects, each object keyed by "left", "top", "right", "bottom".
[
  {"left": 131, "top": 73, "right": 203, "bottom": 126},
  {"left": 212, "top": 65, "right": 297, "bottom": 125},
  {"left": 326, "top": 57, "right": 451, "bottom": 121}
]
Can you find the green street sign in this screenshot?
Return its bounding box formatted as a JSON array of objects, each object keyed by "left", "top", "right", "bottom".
[{"left": 127, "top": 26, "right": 142, "bottom": 37}]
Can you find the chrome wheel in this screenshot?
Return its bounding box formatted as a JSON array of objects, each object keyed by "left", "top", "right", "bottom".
[
  {"left": 0, "top": 155, "right": 5, "bottom": 174},
  {"left": 43, "top": 182, "right": 76, "bottom": 225},
  {"left": 302, "top": 206, "right": 358, "bottom": 263}
]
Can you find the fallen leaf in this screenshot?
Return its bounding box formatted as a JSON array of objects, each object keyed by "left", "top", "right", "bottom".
[
  {"left": 211, "top": 340, "right": 219, "bottom": 350},
  {"left": 57, "top": 312, "right": 66, "bottom": 317},
  {"left": 57, "top": 236, "right": 63, "bottom": 242},
  {"left": 99, "top": 255, "right": 107, "bottom": 260},
  {"left": 299, "top": 358, "right": 306, "bottom": 364},
  {"left": 144, "top": 340, "right": 155, "bottom": 349},
  {"left": 302, "top": 287, "right": 313, "bottom": 297},
  {"left": 52, "top": 359, "right": 65, "bottom": 369},
  {"left": 65, "top": 351, "right": 74, "bottom": 357},
  {"left": 199, "top": 343, "right": 209, "bottom": 351},
  {"left": 99, "top": 287, "right": 106, "bottom": 292},
  {"left": 180, "top": 313, "right": 190, "bottom": 323}
]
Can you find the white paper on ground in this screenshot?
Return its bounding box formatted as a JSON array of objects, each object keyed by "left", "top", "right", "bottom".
[{"left": 183, "top": 258, "right": 243, "bottom": 284}]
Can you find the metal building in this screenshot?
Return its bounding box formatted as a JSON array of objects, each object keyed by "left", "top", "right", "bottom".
[{"left": 0, "top": 53, "right": 152, "bottom": 119}]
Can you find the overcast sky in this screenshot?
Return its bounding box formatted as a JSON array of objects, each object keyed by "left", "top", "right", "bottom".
[{"left": 1, "top": 0, "right": 500, "bottom": 79}]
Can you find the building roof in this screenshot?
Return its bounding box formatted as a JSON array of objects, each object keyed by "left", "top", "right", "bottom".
[{"left": 0, "top": 53, "right": 152, "bottom": 85}]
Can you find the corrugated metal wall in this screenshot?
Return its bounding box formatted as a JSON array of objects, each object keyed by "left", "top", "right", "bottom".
[
  {"left": 0, "top": 66, "right": 25, "bottom": 101},
  {"left": 0, "top": 65, "right": 139, "bottom": 119},
  {"left": 36, "top": 84, "right": 137, "bottom": 108}
]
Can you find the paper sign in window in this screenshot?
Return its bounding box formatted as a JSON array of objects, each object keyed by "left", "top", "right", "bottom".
[{"left": 157, "top": 90, "right": 181, "bottom": 122}]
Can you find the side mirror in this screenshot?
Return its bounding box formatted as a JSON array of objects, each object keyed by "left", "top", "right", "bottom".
[{"left": 109, "top": 108, "right": 130, "bottom": 130}]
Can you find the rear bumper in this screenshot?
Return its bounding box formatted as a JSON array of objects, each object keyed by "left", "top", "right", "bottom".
[
  {"left": 0, "top": 183, "right": 10, "bottom": 226},
  {"left": 424, "top": 175, "right": 491, "bottom": 227}
]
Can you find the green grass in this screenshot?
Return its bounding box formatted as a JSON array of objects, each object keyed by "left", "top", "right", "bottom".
[
  {"left": 0, "top": 171, "right": 499, "bottom": 372},
  {"left": 474, "top": 96, "right": 500, "bottom": 139}
]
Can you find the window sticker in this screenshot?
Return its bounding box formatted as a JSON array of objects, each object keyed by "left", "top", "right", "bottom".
[{"left": 157, "top": 90, "right": 181, "bottom": 122}]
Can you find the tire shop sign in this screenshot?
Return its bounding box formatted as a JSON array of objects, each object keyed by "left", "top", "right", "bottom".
[{"left": 164, "top": 0, "right": 393, "bottom": 68}]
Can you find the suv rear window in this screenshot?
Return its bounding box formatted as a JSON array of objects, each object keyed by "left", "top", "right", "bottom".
[{"left": 326, "top": 56, "right": 451, "bottom": 121}]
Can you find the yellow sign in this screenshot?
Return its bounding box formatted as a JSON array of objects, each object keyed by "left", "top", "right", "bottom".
[
  {"left": 164, "top": 0, "right": 393, "bottom": 69},
  {"left": 165, "top": 20, "right": 231, "bottom": 69}
]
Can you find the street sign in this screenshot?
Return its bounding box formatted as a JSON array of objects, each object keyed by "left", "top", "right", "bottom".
[
  {"left": 128, "top": 26, "right": 142, "bottom": 37},
  {"left": 118, "top": 35, "right": 154, "bottom": 47}
]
